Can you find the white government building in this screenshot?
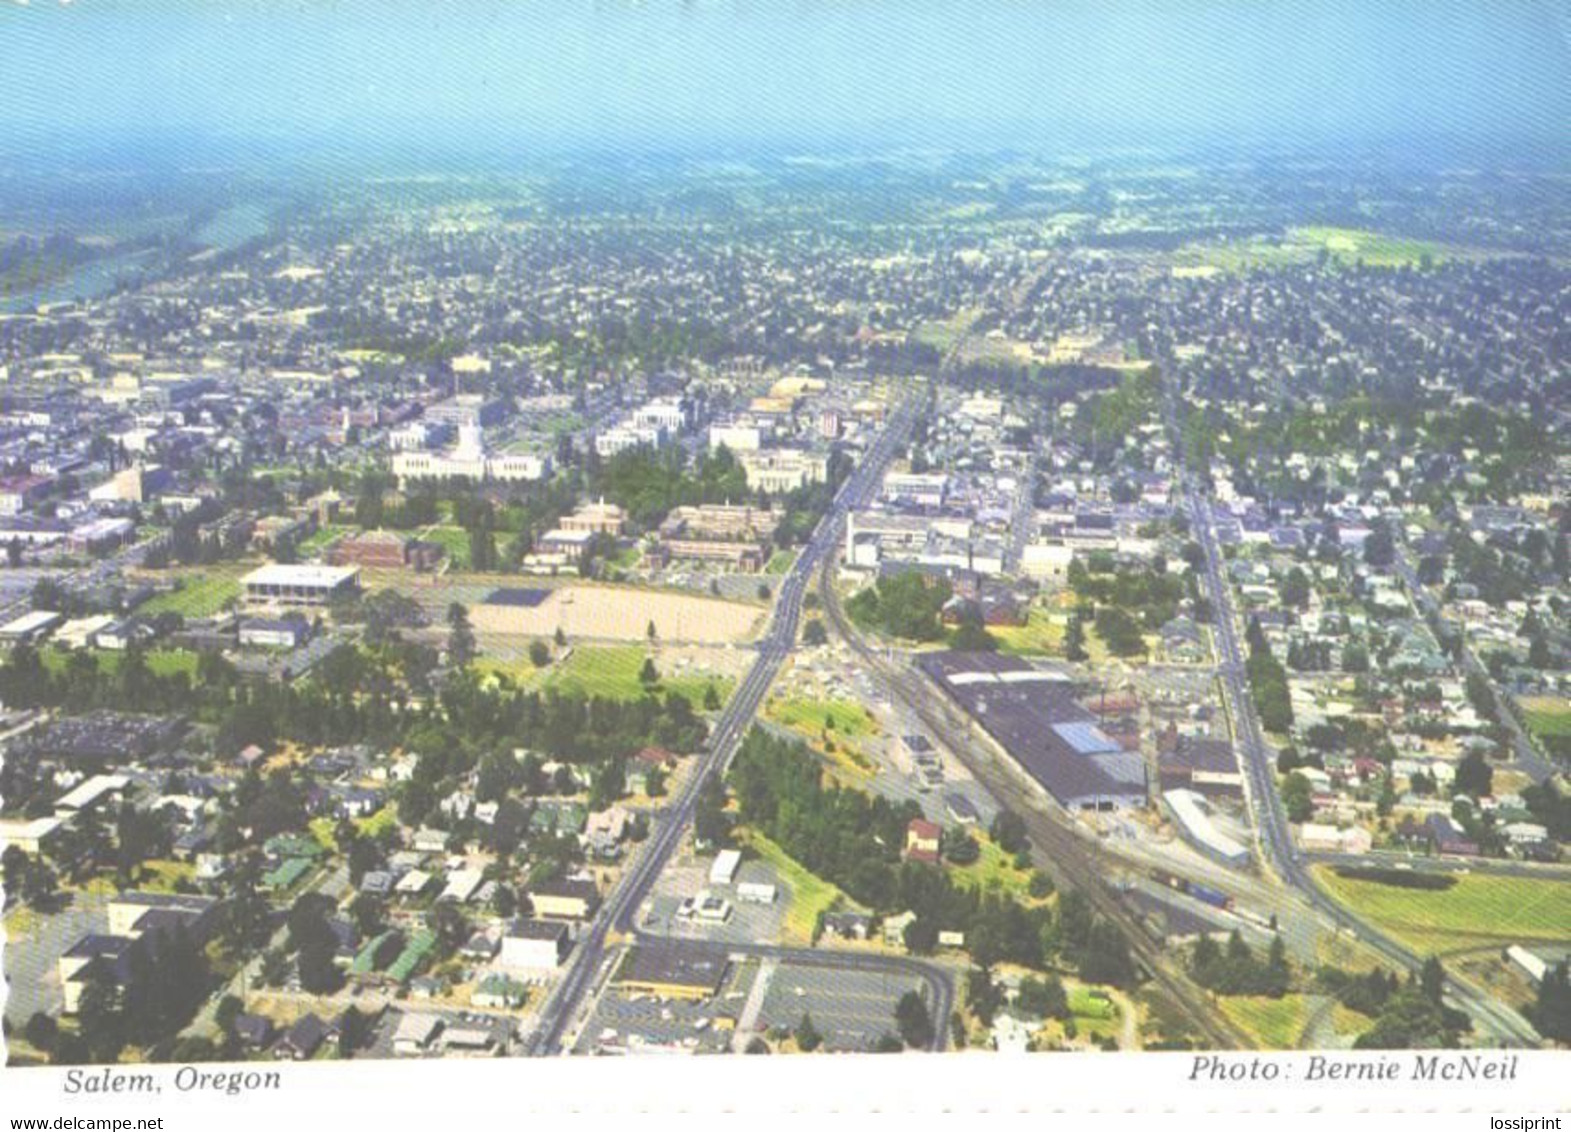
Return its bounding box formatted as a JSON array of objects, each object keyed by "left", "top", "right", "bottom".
[{"left": 392, "top": 423, "right": 550, "bottom": 486}]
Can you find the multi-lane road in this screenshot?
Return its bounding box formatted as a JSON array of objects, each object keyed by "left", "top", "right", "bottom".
[{"left": 528, "top": 392, "right": 927, "bottom": 1055}]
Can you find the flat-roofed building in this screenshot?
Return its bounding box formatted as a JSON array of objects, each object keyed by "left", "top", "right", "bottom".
[
  {"left": 0, "top": 814, "right": 67, "bottom": 856},
  {"left": 243, "top": 563, "right": 360, "bottom": 608},
  {"left": 612, "top": 942, "right": 729, "bottom": 1000},
  {"left": 526, "top": 876, "right": 600, "bottom": 920}
]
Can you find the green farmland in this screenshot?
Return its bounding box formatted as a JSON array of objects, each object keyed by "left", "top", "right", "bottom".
[{"left": 1312, "top": 866, "right": 1571, "bottom": 956}]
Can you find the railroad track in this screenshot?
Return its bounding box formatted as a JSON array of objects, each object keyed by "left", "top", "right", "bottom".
[{"left": 818, "top": 554, "right": 1252, "bottom": 1051}]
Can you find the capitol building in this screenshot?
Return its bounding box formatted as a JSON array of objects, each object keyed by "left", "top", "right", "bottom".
[{"left": 391, "top": 423, "right": 550, "bottom": 487}]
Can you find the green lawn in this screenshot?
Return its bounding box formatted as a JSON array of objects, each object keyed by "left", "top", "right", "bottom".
[
  {"left": 1312, "top": 866, "right": 1571, "bottom": 956},
  {"left": 41, "top": 646, "right": 200, "bottom": 680},
  {"left": 417, "top": 525, "right": 471, "bottom": 569},
  {"left": 1518, "top": 696, "right": 1571, "bottom": 740},
  {"left": 989, "top": 608, "right": 1064, "bottom": 657},
  {"left": 137, "top": 570, "right": 244, "bottom": 617},
  {"left": 1068, "top": 984, "right": 1119, "bottom": 1021},
  {"left": 948, "top": 835, "right": 1046, "bottom": 905},
  {"left": 540, "top": 645, "right": 732, "bottom": 704},
  {"left": 297, "top": 524, "right": 352, "bottom": 556},
  {"left": 1218, "top": 994, "right": 1312, "bottom": 1050},
  {"left": 740, "top": 829, "right": 859, "bottom": 946},
  {"left": 474, "top": 654, "right": 543, "bottom": 688},
  {"left": 1292, "top": 226, "right": 1446, "bottom": 268},
  {"left": 764, "top": 550, "right": 796, "bottom": 575},
  {"left": 766, "top": 696, "right": 878, "bottom": 741}
]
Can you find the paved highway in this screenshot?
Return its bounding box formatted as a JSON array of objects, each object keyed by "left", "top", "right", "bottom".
[{"left": 527, "top": 393, "right": 923, "bottom": 1055}]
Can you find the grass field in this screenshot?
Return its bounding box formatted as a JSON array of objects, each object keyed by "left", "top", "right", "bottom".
[
  {"left": 138, "top": 859, "right": 196, "bottom": 894},
  {"left": 1176, "top": 226, "right": 1449, "bottom": 274},
  {"left": 297, "top": 524, "right": 351, "bottom": 556},
  {"left": 416, "top": 525, "right": 471, "bottom": 569},
  {"left": 949, "top": 836, "right": 1048, "bottom": 905},
  {"left": 1068, "top": 984, "right": 1119, "bottom": 1021},
  {"left": 1312, "top": 866, "right": 1571, "bottom": 955},
  {"left": 765, "top": 549, "right": 796, "bottom": 575},
  {"left": 137, "top": 569, "right": 245, "bottom": 617},
  {"left": 739, "top": 829, "right": 858, "bottom": 946},
  {"left": 766, "top": 696, "right": 878, "bottom": 741},
  {"left": 989, "top": 608, "right": 1064, "bottom": 656},
  {"left": 539, "top": 645, "right": 732, "bottom": 704},
  {"left": 41, "top": 646, "right": 200, "bottom": 680},
  {"left": 474, "top": 654, "right": 543, "bottom": 687},
  {"left": 912, "top": 308, "right": 981, "bottom": 353},
  {"left": 1518, "top": 695, "right": 1571, "bottom": 740},
  {"left": 1218, "top": 994, "right": 1311, "bottom": 1049}
]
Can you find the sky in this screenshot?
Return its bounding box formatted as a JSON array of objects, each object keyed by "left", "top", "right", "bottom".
[{"left": 0, "top": 0, "right": 1566, "bottom": 160}]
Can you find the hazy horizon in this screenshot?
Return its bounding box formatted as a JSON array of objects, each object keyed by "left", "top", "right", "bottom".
[{"left": 1, "top": 0, "right": 1566, "bottom": 166}]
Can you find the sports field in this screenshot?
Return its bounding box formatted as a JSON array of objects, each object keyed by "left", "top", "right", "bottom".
[
  {"left": 1312, "top": 866, "right": 1571, "bottom": 956},
  {"left": 470, "top": 583, "right": 762, "bottom": 644}
]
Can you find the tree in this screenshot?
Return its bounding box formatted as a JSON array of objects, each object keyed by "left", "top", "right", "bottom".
[
  {"left": 795, "top": 1012, "right": 823, "bottom": 1052},
  {"left": 646, "top": 619, "right": 658, "bottom": 643},
  {"left": 943, "top": 831, "right": 980, "bottom": 865},
  {"left": 703, "top": 682, "right": 721, "bottom": 711},
  {"left": 895, "top": 990, "right": 935, "bottom": 1048},
  {"left": 1529, "top": 962, "right": 1571, "bottom": 1043},
  {"left": 554, "top": 626, "right": 567, "bottom": 647},
  {"left": 446, "top": 603, "right": 475, "bottom": 668},
  {"left": 802, "top": 619, "right": 828, "bottom": 646},
  {"left": 1453, "top": 750, "right": 1493, "bottom": 799},
  {"left": 990, "top": 810, "right": 1029, "bottom": 856},
  {"left": 1282, "top": 772, "right": 1314, "bottom": 822},
  {"left": 1064, "top": 614, "right": 1088, "bottom": 662},
  {"left": 639, "top": 657, "right": 659, "bottom": 687},
  {"left": 22, "top": 1011, "right": 57, "bottom": 1054},
  {"left": 528, "top": 639, "right": 552, "bottom": 667},
  {"left": 1419, "top": 956, "right": 1445, "bottom": 1005},
  {"left": 1094, "top": 607, "right": 1146, "bottom": 657},
  {"left": 289, "top": 895, "right": 343, "bottom": 995},
  {"left": 950, "top": 611, "right": 998, "bottom": 652}
]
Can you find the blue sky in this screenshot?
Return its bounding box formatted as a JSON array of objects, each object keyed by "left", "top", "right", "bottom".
[{"left": 1, "top": 0, "right": 1565, "bottom": 157}]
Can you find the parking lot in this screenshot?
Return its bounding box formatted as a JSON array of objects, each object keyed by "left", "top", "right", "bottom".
[
  {"left": 572, "top": 958, "right": 758, "bottom": 1055},
  {"left": 643, "top": 857, "right": 788, "bottom": 946},
  {"left": 755, "top": 962, "right": 929, "bottom": 1052},
  {"left": 3, "top": 892, "right": 110, "bottom": 1026}
]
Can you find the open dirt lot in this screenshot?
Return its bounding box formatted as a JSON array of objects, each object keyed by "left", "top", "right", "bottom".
[{"left": 470, "top": 584, "right": 763, "bottom": 645}]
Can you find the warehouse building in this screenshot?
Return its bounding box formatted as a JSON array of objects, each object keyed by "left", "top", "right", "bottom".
[
  {"left": 612, "top": 942, "right": 730, "bottom": 1001},
  {"left": 1162, "top": 788, "right": 1250, "bottom": 869},
  {"left": 916, "top": 651, "right": 1148, "bottom": 812}
]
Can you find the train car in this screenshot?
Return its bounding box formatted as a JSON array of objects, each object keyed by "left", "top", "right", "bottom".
[{"left": 1186, "top": 883, "right": 1235, "bottom": 911}]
